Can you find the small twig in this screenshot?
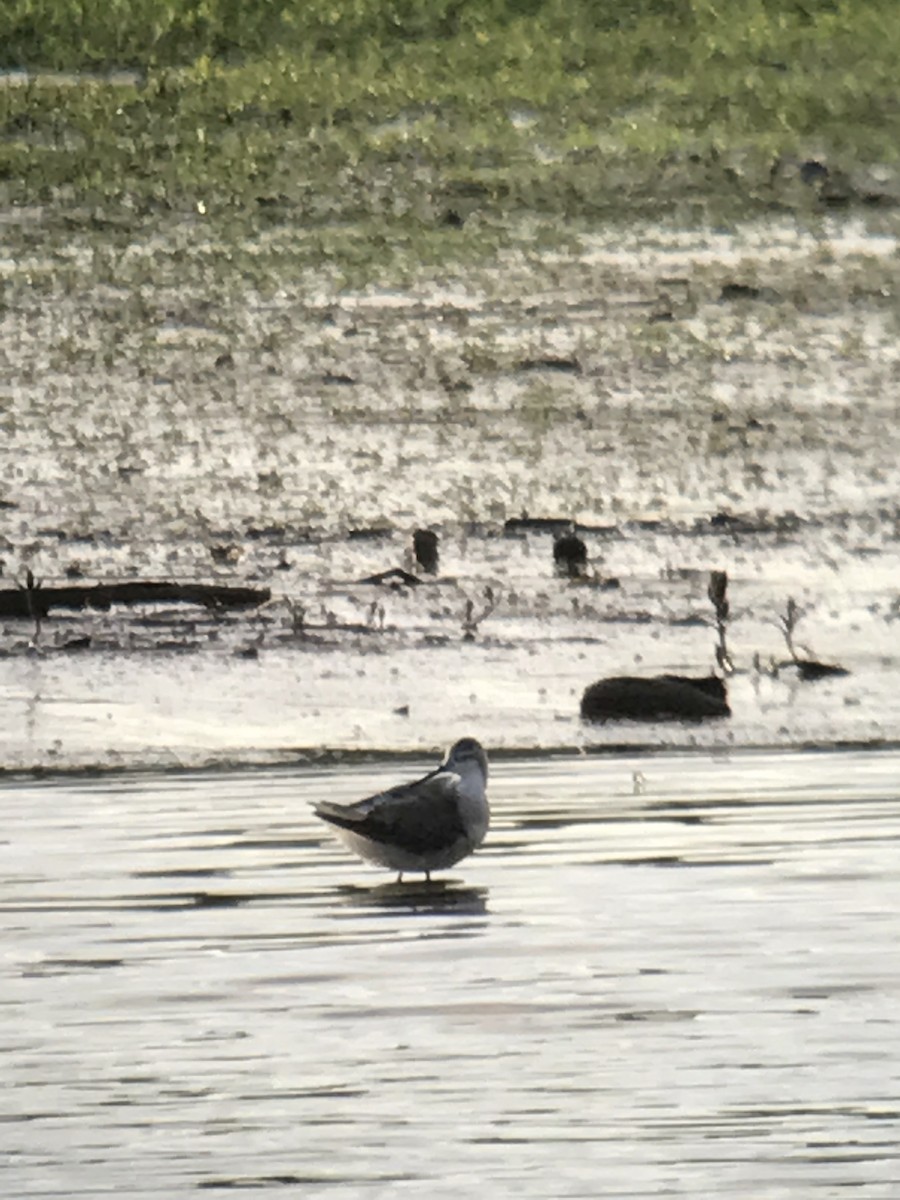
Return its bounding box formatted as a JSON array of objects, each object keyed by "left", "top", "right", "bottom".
[
  {"left": 778, "top": 596, "right": 807, "bottom": 663},
  {"left": 707, "top": 569, "right": 733, "bottom": 674},
  {"left": 19, "top": 568, "right": 43, "bottom": 647},
  {"left": 368, "top": 600, "right": 386, "bottom": 631},
  {"left": 752, "top": 651, "right": 780, "bottom": 679},
  {"left": 462, "top": 586, "right": 498, "bottom": 641},
  {"left": 286, "top": 600, "right": 307, "bottom": 639}
]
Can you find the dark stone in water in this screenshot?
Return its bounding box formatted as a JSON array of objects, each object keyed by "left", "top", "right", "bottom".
[
  {"left": 553, "top": 532, "right": 588, "bottom": 578},
  {"left": 413, "top": 528, "right": 439, "bottom": 574},
  {"left": 581, "top": 674, "right": 730, "bottom": 722},
  {"left": 792, "top": 659, "right": 850, "bottom": 681}
]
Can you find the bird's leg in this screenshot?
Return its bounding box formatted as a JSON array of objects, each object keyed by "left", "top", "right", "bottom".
[
  {"left": 425, "top": 870, "right": 431, "bottom": 883},
  {"left": 396, "top": 871, "right": 403, "bottom": 884}
]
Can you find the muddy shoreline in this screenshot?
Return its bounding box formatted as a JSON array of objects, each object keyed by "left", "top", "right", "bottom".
[{"left": 3, "top": 212, "right": 900, "bottom": 769}]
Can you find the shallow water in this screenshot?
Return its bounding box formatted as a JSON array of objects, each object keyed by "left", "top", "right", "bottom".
[{"left": 3, "top": 749, "right": 899, "bottom": 1197}]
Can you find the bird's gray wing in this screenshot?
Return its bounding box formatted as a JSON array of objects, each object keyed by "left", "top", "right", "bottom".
[{"left": 314, "top": 771, "right": 465, "bottom": 854}]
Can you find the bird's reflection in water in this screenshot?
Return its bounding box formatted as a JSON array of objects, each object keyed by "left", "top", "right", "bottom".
[{"left": 334, "top": 879, "right": 489, "bottom": 918}]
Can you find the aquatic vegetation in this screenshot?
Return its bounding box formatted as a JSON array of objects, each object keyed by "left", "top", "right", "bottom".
[
  {"left": 708, "top": 568, "right": 733, "bottom": 674},
  {"left": 779, "top": 595, "right": 806, "bottom": 663}
]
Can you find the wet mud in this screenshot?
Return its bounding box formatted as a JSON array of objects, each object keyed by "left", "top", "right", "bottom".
[{"left": 2, "top": 212, "right": 900, "bottom": 768}]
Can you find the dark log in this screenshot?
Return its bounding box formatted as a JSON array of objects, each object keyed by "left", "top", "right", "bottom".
[
  {"left": 581, "top": 674, "right": 730, "bottom": 723},
  {"left": 0, "top": 581, "right": 271, "bottom": 618}
]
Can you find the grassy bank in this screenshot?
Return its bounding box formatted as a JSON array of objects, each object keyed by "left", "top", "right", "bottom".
[{"left": 2, "top": 1, "right": 899, "bottom": 272}]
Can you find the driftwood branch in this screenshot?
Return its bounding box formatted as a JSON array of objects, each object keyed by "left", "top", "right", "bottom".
[
  {"left": 356, "top": 568, "right": 421, "bottom": 587},
  {"left": 0, "top": 581, "right": 271, "bottom": 619}
]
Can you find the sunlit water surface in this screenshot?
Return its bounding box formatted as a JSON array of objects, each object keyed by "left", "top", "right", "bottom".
[{"left": 2, "top": 749, "right": 899, "bottom": 1197}]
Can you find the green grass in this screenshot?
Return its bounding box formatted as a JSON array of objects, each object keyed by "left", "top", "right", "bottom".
[{"left": 2, "top": 1, "right": 900, "bottom": 275}]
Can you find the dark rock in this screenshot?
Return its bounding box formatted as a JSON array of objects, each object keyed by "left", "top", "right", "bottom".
[
  {"left": 792, "top": 659, "right": 849, "bottom": 681},
  {"left": 413, "top": 529, "right": 439, "bottom": 574},
  {"left": 580, "top": 674, "right": 730, "bottom": 723},
  {"left": 553, "top": 532, "right": 588, "bottom": 578}
]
